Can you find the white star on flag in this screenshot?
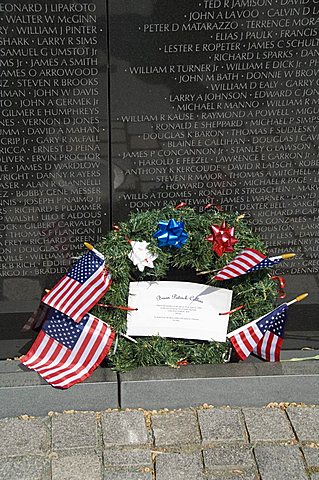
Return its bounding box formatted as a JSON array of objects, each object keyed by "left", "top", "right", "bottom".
[{"left": 128, "top": 241, "right": 158, "bottom": 272}]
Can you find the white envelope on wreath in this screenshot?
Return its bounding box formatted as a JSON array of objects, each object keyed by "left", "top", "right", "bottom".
[{"left": 126, "top": 281, "right": 233, "bottom": 342}]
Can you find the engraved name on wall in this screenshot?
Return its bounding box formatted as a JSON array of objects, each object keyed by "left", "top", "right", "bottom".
[
  {"left": 0, "top": 1, "right": 108, "bottom": 282},
  {"left": 110, "top": 0, "right": 319, "bottom": 279}
]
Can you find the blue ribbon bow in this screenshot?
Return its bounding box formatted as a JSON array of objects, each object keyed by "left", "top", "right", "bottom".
[{"left": 153, "top": 219, "right": 188, "bottom": 248}]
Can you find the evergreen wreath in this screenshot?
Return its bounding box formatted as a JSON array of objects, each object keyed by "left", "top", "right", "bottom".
[{"left": 94, "top": 205, "right": 277, "bottom": 372}]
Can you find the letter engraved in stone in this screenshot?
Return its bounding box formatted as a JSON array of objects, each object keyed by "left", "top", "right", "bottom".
[{"left": 0, "top": 1, "right": 106, "bottom": 285}]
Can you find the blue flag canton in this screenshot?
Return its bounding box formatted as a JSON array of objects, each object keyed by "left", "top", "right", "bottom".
[
  {"left": 43, "top": 310, "right": 89, "bottom": 349},
  {"left": 257, "top": 304, "right": 287, "bottom": 338},
  {"left": 247, "top": 257, "right": 282, "bottom": 273},
  {"left": 67, "top": 251, "right": 104, "bottom": 283}
]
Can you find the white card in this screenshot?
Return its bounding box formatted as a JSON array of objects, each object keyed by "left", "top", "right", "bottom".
[{"left": 127, "top": 281, "right": 233, "bottom": 342}]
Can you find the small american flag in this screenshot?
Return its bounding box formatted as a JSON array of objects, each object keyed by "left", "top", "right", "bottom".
[
  {"left": 227, "top": 304, "right": 287, "bottom": 362},
  {"left": 21, "top": 309, "right": 114, "bottom": 389},
  {"left": 214, "top": 249, "right": 282, "bottom": 281},
  {"left": 42, "top": 248, "right": 112, "bottom": 323}
]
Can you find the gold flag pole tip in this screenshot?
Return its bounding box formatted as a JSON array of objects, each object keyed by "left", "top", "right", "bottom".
[
  {"left": 84, "top": 242, "right": 94, "bottom": 250},
  {"left": 287, "top": 292, "right": 308, "bottom": 307},
  {"left": 281, "top": 253, "right": 296, "bottom": 259},
  {"left": 296, "top": 293, "right": 308, "bottom": 302}
]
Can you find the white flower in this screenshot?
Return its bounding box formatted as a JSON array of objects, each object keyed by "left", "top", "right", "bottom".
[{"left": 128, "top": 241, "right": 158, "bottom": 272}]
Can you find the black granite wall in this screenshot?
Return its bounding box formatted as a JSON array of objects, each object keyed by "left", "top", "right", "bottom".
[
  {"left": 109, "top": 0, "right": 319, "bottom": 346},
  {"left": 0, "top": 0, "right": 318, "bottom": 357},
  {"left": 0, "top": 0, "right": 109, "bottom": 356}
]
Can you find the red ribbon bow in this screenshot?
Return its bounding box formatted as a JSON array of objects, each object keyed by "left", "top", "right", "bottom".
[{"left": 206, "top": 221, "right": 238, "bottom": 257}]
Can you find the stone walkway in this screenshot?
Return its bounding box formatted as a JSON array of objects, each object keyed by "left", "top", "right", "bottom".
[{"left": 0, "top": 405, "right": 319, "bottom": 480}]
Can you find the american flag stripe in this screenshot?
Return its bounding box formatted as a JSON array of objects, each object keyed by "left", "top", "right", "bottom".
[
  {"left": 22, "top": 332, "right": 51, "bottom": 368},
  {"left": 45, "top": 320, "right": 106, "bottom": 384},
  {"left": 52, "top": 279, "right": 80, "bottom": 312},
  {"left": 51, "top": 325, "right": 114, "bottom": 388},
  {"left": 34, "top": 342, "right": 65, "bottom": 372},
  {"left": 228, "top": 303, "right": 287, "bottom": 362},
  {"left": 21, "top": 315, "right": 114, "bottom": 389},
  {"left": 22, "top": 318, "right": 107, "bottom": 386},
  {"left": 238, "top": 329, "right": 255, "bottom": 355},
  {"left": 38, "top": 316, "right": 97, "bottom": 379},
  {"left": 35, "top": 346, "right": 72, "bottom": 380},
  {"left": 242, "top": 326, "right": 263, "bottom": 350},
  {"left": 66, "top": 273, "right": 112, "bottom": 320},
  {"left": 26, "top": 335, "right": 67, "bottom": 372},
  {"left": 214, "top": 249, "right": 266, "bottom": 281},
  {"left": 273, "top": 338, "right": 283, "bottom": 361},
  {"left": 49, "top": 324, "right": 111, "bottom": 388},
  {"left": 42, "top": 268, "right": 112, "bottom": 323},
  {"left": 229, "top": 325, "right": 263, "bottom": 360},
  {"left": 254, "top": 331, "right": 282, "bottom": 362},
  {"left": 56, "top": 269, "right": 105, "bottom": 311},
  {"left": 43, "top": 276, "right": 76, "bottom": 307},
  {"left": 34, "top": 344, "right": 67, "bottom": 374},
  {"left": 216, "top": 250, "right": 266, "bottom": 280},
  {"left": 22, "top": 331, "right": 65, "bottom": 371},
  {"left": 43, "top": 268, "right": 104, "bottom": 310},
  {"left": 230, "top": 334, "right": 250, "bottom": 361}
]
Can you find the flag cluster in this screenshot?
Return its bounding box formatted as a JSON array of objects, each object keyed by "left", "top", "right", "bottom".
[
  {"left": 228, "top": 304, "right": 287, "bottom": 362},
  {"left": 21, "top": 248, "right": 114, "bottom": 389}
]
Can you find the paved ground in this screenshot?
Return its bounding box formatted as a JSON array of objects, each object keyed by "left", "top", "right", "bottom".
[{"left": 0, "top": 404, "right": 319, "bottom": 480}]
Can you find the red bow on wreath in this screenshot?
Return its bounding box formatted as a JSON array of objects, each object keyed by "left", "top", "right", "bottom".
[{"left": 206, "top": 221, "right": 238, "bottom": 257}]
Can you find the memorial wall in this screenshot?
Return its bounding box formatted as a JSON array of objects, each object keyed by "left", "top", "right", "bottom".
[
  {"left": 0, "top": 0, "right": 109, "bottom": 356},
  {"left": 109, "top": 0, "right": 319, "bottom": 340},
  {"left": 0, "top": 0, "right": 318, "bottom": 356}
]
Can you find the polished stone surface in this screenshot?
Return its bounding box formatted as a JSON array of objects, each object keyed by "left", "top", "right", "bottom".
[
  {"left": 108, "top": 0, "right": 319, "bottom": 337},
  {"left": 0, "top": 0, "right": 110, "bottom": 358},
  {"left": 1, "top": 0, "right": 319, "bottom": 361}
]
